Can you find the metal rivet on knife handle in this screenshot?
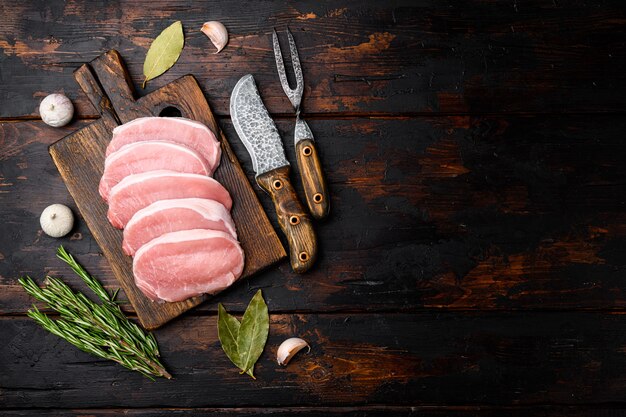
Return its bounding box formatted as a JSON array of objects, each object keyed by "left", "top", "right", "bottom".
[
  {"left": 256, "top": 166, "right": 317, "bottom": 273},
  {"left": 302, "top": 146, "right": 312, "bottom": 157},
  {"left": 313, "top": 193, "right": 323, "bottom": 204}
]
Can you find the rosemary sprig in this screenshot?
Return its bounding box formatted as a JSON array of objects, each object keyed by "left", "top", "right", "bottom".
[{"left": 19, "top": 246, "right": 171, "bottom": 380}]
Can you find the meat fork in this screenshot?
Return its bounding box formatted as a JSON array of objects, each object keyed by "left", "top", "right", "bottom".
[{"left": 272, "top": 28, "right": 329, "bottom": 220}]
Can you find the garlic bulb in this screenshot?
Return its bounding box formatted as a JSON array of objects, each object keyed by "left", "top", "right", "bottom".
[
  {"left": 39, "top": 94, "right": 74, "bottom": 127},
  {"left": 201, "top": 21, "right": 228, "bottom": 54},
  {"left": 277, "top": 337, "right": 310, "bottom": 366},
  {"left": 40, "top": 204, "right": 74, "bottom": 238}
]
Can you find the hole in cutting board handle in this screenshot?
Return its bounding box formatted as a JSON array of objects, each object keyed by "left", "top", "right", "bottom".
[{"left": 159, "top": 106, "right": 183, "bottom": 118}]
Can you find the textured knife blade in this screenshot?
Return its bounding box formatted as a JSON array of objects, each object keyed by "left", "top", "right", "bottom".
[{"left": 230, "top": 74, "right": 290, "bottom": 176}]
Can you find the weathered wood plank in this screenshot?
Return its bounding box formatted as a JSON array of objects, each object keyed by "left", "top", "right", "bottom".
[
  {"left": 0, "top": 0, "right": 624, "bottom": 118},
  {"left": 1, "top": 115, "right": 625, "bottom": 313},
  {"left": 4, "top": 406, "right": 626, "bottom": 417},
  {"left": 3, "top": 312, "right": 626, "bottom": 408}
]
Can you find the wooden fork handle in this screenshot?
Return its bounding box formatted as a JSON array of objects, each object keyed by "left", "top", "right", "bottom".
[{"left": 296, "top": 139, "right": 330, "bottom": 220}]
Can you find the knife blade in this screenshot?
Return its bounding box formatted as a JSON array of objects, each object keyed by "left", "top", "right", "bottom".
[{"left": 230, "top": 74, "right": 317, "bottom": 273}]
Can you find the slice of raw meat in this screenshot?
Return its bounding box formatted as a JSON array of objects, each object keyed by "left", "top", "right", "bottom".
[
  {"left": 107, "top": 170, "right": 232, "bottom": 229},
  {"left": 99, "top": 141, "right": 212, "bottom": 201},
  {"left": 106, "top": 117, "right": 221, "bottom": 172},
  {"left": 122, "top": 198, "right": 236, "bottom": 256},
  {"left": 133, "top": 229, "right": 245, "bottom": 302}
]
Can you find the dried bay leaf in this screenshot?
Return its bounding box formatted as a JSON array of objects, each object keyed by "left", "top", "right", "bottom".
[
  {"left": 217, "top": 303, "right": 254, "bottom": 377},
  {"left": 237, "top": 289, "right": 269, "bottom": 378},
  {"left": 142, "top": 21, "right": 184, "bottom": 88},
  {"left": 217, "top": 303, "right": 241, "bottom": 367}
]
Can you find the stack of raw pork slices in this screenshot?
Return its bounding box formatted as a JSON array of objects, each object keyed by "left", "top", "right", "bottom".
[{"left": 99, "top": 117, "right": 245, "bottom": 303}]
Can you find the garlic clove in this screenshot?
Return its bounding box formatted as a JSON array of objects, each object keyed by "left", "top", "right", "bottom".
[
  {"left": 201, "top": 21, "right": 228, "bottom": 54},
  {"left": 40, "top": 204, "right": 74, "bottom": 238},
  {"left": 277, "top": 337, "right": 310, "bottom": 366},
  {"left": 39, "top": 94, "right": 74, "bottom": 127}
]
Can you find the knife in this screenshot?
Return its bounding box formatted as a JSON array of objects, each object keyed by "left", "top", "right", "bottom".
[{"left": 230, "top": 74, "right": 317, "bottom": 273}]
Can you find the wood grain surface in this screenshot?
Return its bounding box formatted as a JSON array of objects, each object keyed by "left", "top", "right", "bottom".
[
  {"left": 1, "top": 1, "right": 625, "bottom": 118},
  {"left": 257, "top": 165, "right": 317, "bottom": 273},
  {"left": 49, "top": 50, "right": 285, "bottom": 329},
  {"left": 3, "top": 116, "right": 624, "bottom": 314},
  {"left": 1, "top": 0, "right": 626, "bottom": 415},
  {"left": 296, "top": 138, "right": 330, "bottom": 220},
  {"left": 2, "top": 408, "right": 626, "bottom": 417},
  {"left": 4, "top": 312, "right": 626, "bottom": 408}
]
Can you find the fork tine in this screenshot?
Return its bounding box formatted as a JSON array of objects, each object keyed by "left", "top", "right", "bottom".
[
  {"left": 272, "top": 28, "right": 285, "bottom": 82},
  {"left": 273, "top": 29, "right": 291, "bottom": 98},
  {"left": 286, "top": 28, "right": 304, "bottom": 97},
  {"left": 272, "top": 28, "right": 303, "bottom": 110}
]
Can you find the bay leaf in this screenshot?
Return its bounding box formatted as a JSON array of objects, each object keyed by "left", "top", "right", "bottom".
[
  {"left": 237, "top": 289, "right": 269, "bottom": 378},
  {"left": 217, "top": 303, "right": 254, "bottom": 377},
  {"left": 217, "top": 303, "right": 241, "bottom": 368},
  {"left": 142, "top": 21, "right": 184, "bottom": 88}
]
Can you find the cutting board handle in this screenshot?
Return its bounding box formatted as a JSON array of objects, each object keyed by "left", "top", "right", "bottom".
[
  {"left": 74, "top": 64, "right": 121, "bottom": 130},
  {"left": 77, "top": 50, "right": 147, "bottom": 122}
]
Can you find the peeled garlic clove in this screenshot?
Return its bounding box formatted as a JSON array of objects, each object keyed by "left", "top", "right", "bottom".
[
  {"left": 39, "top": 93, "right": 74, "bottom": 127},
  {"left": 40, "top": 204, "right": 74, "bottom": 238},
  {"left": 277, "top": 337, "right": 310, "bottom": 366},
  {"left": 201, "top": 21, "right": 228, "bottom": 54}
]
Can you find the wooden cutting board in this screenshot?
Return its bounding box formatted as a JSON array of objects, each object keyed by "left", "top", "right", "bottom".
[{"left": 49, "top": 50, "right": 286, "bottom": 330}]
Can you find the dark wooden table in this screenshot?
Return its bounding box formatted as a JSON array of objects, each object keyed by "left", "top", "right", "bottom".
[{"left": 1, "top": 1, "right": 626, "bottom": 415}]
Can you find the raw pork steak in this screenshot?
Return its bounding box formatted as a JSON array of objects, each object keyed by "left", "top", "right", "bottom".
[
  {"left": 106, "top": 117, "right": 222, "bottom": 173},
  {"left": 122, "top": 198, "right": 236, "bottom": 256},
  {"left": 99, "top": 141, "right": 212, "bottom": 201},
  {"left": 107, "top": 170, "right": 232, "bottom": 229},
  {"left": 133, "top": 229, "right": 245, "bottom": 302}
]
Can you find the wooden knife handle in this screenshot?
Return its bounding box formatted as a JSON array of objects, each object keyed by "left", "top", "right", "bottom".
[
  {"left": 296, "top": 139, "right": 330, "bottom": 220},
  {"left": 257, "top": 166, "right": 317, "bottom": 273}
]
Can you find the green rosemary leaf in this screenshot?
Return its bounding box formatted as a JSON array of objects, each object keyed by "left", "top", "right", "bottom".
[
  {"left": 19, "top": 248, "right": 171, "bottom": 380},
  {"left": 55, "top": 247, "right": 162, "bottom": 359},
  {"left": 57, "top": 246, "right": 111, "bottom": 302}
]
